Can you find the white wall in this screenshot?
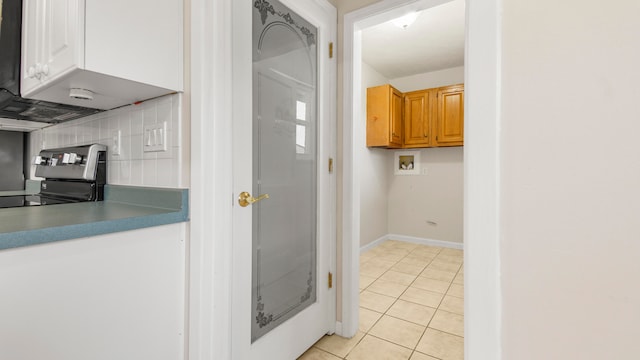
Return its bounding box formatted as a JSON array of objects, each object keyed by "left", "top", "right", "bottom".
[
  {"left": 0, "top": 224, "right": 186, "bottom": 360},
  {"left": 28, "top": 93, "right": 185, "bottom": 188},
  {"left": 391, "top": 65, "right": 464, "bottom": 92},
  {"left": 359, "top": 62, "right": 392, "bottom": 246},
  {"left": 500, "top": 0, "right": 640, "bottom": 358},
  {"left": 387, "top": 147, "right": 463, "bottom": 242},
  {"left": 386, "top": 67, "right": 464, "bottom": 243}
]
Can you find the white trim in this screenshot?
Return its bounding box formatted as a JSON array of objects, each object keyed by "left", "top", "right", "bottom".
[
  {"left": 360, "top": 234, "right": 463, "bottom": 254},
  {"left": 359, "top": 235, "right": 388, "bottom": 254},
  {"left": 188, "top": 0, "right": 233, "bottom": 359},
  {"left": 340, "top": 8, "right": 360, "bottom": 340},
  {"left": 387, "top": 234, "right": 464, "bottom": 250},
  {"left": 334, "top": 321, "right": 342, "bottom": 336},
  {"left": 464, "top": 0, "right": 502, "bottom": 358}
]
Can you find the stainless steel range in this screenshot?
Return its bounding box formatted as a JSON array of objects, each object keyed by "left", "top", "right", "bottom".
[{"left": 0, "top": 144, "right": 106, "bottom": 208}]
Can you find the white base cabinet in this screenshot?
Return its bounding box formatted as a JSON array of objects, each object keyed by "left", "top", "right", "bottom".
[
  {"left": 21, "top": 0, "right": 183, "bottom": 110},
  {"left": 0, "top": 224, "right": 186, "bottom": 360}
]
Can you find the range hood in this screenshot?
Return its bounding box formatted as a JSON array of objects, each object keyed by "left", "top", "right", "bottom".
[{"left": 0, "top": 0, "right": 102, "bottom": 127}]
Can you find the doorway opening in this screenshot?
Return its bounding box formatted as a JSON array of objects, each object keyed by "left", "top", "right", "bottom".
[
  {"left": 340, "top": 0, "right": 501, "bottom": 358},
  {"left": 343, "top": 0, "right": 463, "bottom": 333}
]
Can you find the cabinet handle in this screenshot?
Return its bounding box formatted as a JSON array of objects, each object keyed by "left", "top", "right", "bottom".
[{"left": 33, "top": 63, "right": 43, "bottom": 80}]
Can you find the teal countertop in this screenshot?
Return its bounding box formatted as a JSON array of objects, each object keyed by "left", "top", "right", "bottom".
[{"left": 0, "top": 185, "right": 189, "bottom": 250}]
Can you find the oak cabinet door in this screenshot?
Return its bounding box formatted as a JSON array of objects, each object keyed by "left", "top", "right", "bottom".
[
  {"left": 367, "top": 84, "right": 403, "bottom": 148},
  {"left": 435, "top": 85, "right": 464, "bottom": 146},
  {"left": 404, "top": 89, "right": 435, "bottom": 147}
]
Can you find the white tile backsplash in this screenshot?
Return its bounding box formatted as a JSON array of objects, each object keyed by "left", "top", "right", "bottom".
[{"left": 28, "top": 93, "right": 183, "bottom": 188}]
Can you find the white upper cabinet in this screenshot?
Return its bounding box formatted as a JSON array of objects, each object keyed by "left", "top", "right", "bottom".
[
  {"left": 21, "top": 0, "right": 83, "bottom": 95},
  {"left": 21, "top": 0, "right": 183, "bottom": 110}
]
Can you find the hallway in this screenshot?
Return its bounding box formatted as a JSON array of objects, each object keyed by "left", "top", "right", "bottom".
[{"left": 300, "top": 240, "right": 464, "bottom": 360}]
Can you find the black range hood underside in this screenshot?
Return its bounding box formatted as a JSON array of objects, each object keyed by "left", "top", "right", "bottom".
[{"left": 0, "top": 89, "right": 102, "bottom": 124}]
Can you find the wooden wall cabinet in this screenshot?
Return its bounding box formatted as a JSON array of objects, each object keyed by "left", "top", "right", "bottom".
[
  {"left": 403, "top": 89, "right": 435, "bottom": 147},
  {"left": 366, "top": 84, "right": 403, "bottom": 148},
  {"left": 366, "top": 83, "right": 464, "bottom": 149},
  {"left": 434, "top": 85, "right": 464, "bottom": 147}
]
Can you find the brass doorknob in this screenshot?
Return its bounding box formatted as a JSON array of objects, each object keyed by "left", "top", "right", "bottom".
[{"left": 238, "top": 191, "right": 269, "bottom": 207}]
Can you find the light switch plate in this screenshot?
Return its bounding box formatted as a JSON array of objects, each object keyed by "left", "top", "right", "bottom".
[
  {"left": 112, "top": 130, "right": 121, "bottom": 155},
  {"left": 143, "top": 122, "right": 167, "bottom": 152}
]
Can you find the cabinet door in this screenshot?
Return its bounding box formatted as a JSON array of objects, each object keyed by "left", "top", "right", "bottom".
[
  {"left": 21, "top": 0, "right": 84, "bottom": 96},
  {"left": 404, "top": 90, "right": 433, "bottom": 147},
  {"left": 20, "top": 0, "right": 42, "bottom": 93},
  {"left": 367, "top": 84, "right": 402, "bottom": 148},
  {"left": 389, "top": 87, "right": 403, "bottom": 147},
  {"left": 42, "top": 0, "right": 84, "bottom": 82},
  {"left": 435, "top": 85, "right": 464, "bottom": 146}
]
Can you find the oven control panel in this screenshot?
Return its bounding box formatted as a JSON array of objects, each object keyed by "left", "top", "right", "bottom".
[
  {"left": 34, "top": 152, "right": 86, "bottom": 166},
  {"left": 34, "top": 144, "right": 107, "bottom": 181}
]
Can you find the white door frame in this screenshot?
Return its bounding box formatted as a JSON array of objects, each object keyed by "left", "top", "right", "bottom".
[
  {"left": 341, "top": 0, "right": 502, "bottom": 358},
  {"left": 188, "top": 0, "right": 234, "bottom": 359},
  {"left": 189, "top": 0, "right": 336, "bottom": 359}
]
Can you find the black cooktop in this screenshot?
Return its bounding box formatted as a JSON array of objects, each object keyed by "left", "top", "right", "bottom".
[
  {"left": 0, "top": 194, "right": 84, "bottom": 208},
  {"left": 1, "top": 144, "right": 107, "bottom": 210}
]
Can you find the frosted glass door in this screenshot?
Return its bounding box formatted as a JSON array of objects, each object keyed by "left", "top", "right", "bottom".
[{"left": 251, "top": 0, "right": 318, "bottom": 342}]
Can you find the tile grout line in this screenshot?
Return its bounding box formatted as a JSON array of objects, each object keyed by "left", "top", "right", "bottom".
[
  {"left": 374, "top": 243, "right": 463, "bottom": 359},
  {"left": 410, "top": 255, "right": 464, "bottom": 358},
  {"left": 371, "top": 244, "right": 446, "bottom": 358},
  {"left": 358, "top": 244, "right": 433, "bottom": 359},
  {"left": 306, "top": 241, "right": 463, "bottom": 360}
]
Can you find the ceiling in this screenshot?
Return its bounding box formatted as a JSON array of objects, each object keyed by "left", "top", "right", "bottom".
[{"left": 361, "top": 0, "right": 465, "bottom": 79}]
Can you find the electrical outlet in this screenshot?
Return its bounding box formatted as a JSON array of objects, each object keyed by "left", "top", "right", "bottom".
[
  {"left": 112, "top": 130, "right": 121, "bottom": 155},
  {"left": 143, "top": 122, "right": 167, "bottom": 152}
]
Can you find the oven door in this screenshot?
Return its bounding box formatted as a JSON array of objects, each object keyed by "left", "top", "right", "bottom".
[
  {"left": 0, "top": 196, "right": 29, "bottom": 208},
  {"left": 0, "top": 195, "right": 45, "bottom": 208},
  {"left": 40, "top": 181, "right": 98, "bottom": 201}
]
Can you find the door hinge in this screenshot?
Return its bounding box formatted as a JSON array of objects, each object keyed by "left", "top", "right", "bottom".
[
  {"left": 328, "top": 158, "right": 334, "bottom": 173},
  {"left": 329, "top": 42, "right": 334, "bottom": 59},
  {"left": 328, "top": 272, "right": 333, "bottom": 289}
]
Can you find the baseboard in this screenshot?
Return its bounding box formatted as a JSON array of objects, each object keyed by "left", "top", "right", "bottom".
[
  {"left": 388, "top": 234, "right": 464, "bottom": 250},
  {"left": 334, "top": 321, "right": 342, "bottom": 336},
  {"left": 361, "top": 234, "right": 463, "bottom": 252},
  {"left": 359, "top": 235, "right": 388, "bottom": 254}
]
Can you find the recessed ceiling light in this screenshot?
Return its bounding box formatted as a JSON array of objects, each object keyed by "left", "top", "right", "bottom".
[{"left": 391, "top": 12, "right": 418, "bottom": 30}]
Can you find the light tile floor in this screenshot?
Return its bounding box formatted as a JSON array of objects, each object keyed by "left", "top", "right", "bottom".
[{"left": 299, "top": 240, "right": 464, "bottom": 360}]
